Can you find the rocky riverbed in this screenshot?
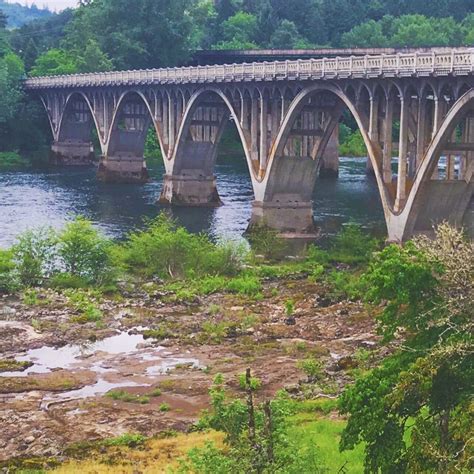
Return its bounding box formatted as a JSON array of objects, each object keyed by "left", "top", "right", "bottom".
[{"left": 0, "top": 276, "right": 380, "bottom": 465}]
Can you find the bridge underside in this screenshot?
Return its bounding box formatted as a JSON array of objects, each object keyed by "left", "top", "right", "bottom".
[{"left": 34, "top": 54, "right": 474, "bottom": 242}]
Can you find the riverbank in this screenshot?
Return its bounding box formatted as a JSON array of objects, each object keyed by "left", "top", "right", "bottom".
[
  {"left": 0, "top": 219, "right": 381, "bottom": 471},
  {"left": 0, "top": 266, "right": 376, "bottom": 471}
]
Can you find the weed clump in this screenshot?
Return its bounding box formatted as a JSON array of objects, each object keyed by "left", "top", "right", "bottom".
[{"left": 117, "top": 214, "right": 248, "bottom": 280}]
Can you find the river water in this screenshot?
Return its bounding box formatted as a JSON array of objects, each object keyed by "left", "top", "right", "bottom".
[{"left": 0, "top": 157, "right": 385, "bottom": 248}]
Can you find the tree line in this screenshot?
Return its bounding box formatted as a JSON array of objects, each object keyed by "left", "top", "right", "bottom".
[{"left": 0, "top": 0, "right": 473, "bottom": 157}]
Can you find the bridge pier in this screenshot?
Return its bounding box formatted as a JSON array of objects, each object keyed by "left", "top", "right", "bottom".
[
  {"left": 50, "top": 140, "right": 95, "bottom": 166},
  {"left": 158, "top": 173, "right": 221, "bottom": 206},
  {"left": 97, "top": 155, "right": 149, "bottom": 184},
  {"left": 248, "top": 200, "right": 316, "bottom": 238},
  {"left": 319, "top": 127, "right": 339, "bottom": 178}
]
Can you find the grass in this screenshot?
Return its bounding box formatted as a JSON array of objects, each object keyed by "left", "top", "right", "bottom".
[
  {"left": 52, "top": 431, "right": 224, "bottom": 473},
  {"left": 288, "top": 413, "right": 365, "bottom": 473},
  {"left": 105, "top": 390, "right": 150, "bottom": 404},
  {"left": 47, "top": 401, "right": 364, "bottom": 473}
]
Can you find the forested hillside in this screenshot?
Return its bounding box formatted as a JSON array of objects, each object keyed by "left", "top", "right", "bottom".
[
  {"left": 1, "top": 0, "right": 473, "bottom": 156},
  {"left": 0, "top": 0, "right": 52, "bottom": 28}
]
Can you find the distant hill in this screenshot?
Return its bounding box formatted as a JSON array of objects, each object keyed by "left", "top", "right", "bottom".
[{"left": 0, "top": 1, "right": 54, "bottom": 28}]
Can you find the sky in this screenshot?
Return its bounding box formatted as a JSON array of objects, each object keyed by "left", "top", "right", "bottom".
[{"left": 6, "top": 0, "right": 78, "bottom": 11}]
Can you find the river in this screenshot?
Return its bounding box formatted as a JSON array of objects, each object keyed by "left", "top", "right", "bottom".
[{"left": 0, "top": 156, "right": 385, "bottom": 247}]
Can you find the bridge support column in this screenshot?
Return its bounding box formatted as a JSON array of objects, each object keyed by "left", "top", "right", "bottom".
[
  {"left": 319, "top": 126, "right": 339, "bottom": 178},
  {"left": 158, "top": 173, "right": 222, "bottom": 207},
  {"left": 97, "top": 155, "right": 149, "bottom": 183},
  {"left": 248, "top": 200, "right": 316, "bottom": 238},
  {"left": 50, "top": 140, "right": 95, "bottom": 166}
]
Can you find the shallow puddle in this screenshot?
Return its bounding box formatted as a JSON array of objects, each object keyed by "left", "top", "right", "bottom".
[{"left": 2, "top": 330, "right": 202, "bottom": 401}]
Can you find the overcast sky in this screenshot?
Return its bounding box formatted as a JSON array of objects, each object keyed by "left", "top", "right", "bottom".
[{"left": 6, "top": 1, "right": 78, "bottom": 11}]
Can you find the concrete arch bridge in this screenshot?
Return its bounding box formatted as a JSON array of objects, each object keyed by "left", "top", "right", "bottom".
[{"left": 24, "top": 48, "right": 474, "bottom": 242}]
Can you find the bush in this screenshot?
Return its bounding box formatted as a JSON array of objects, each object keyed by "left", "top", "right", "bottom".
[
  {"left": 246, "top": 224, "right": 288, "bottom": 262},
  {"left": 329, "top": 223, "right": 379, "bottom": 265},
  {"left": 297, "top": 358, "right": 324, "bottom": 383},
  {"left": 0, "top": 249, "right": 18, "bottom": 293},
  {"left": 118, "top": 214, "right": 246, "bottom": 279},
  {"left": 0, "top": 152, "right": 29, "bottom": 170},
  {"left": 184, "top": 372, "right": 325, "bottom": 473},
  {"left": 50, "top": 272, "right": 90, "bottom": 289},
  {"left": 12, "top": 227, "right": 57, "bottom": 287},
  {"left": 327, "top": 270, "right": 364, "bottom": 301},
  {"left": 58, "top": 217, "right": 113, "bottom": 285},
  {"left": 226, "top": 274, "right": 262, "bottom": 297}
]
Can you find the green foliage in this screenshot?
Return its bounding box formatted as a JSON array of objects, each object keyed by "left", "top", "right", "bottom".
[
  {"left": 226, "top": 274, "right": 262, "bottom": 297},
  {"left": 184, "top": 373, "right": 325, "bottom": 473},
  {"left": 330, "top": 223, "right": 380, "bottom": 266},
  {"left": 342, "top": 14, "right": 474, "bottom": 48},
  {"left": 30, "top": 48, "right": 78, "bottom": 76},
  {"left": 246, "top": 225, "right": 288, "bottom": 262},
  {"left": 65, "top": 288, "right": 103, "bottom": 324},
  {"left": 103, "top": 433, "right": 146, "bottom": 448},
  {"left": 12, "top": 227, "right": 57, "bottom": 287},
  {"left": 297, "top": 358, "right": 324, "bottom": 383},
  {"left": 340, "top": 225, "right": 473, "bottom": 472},
  {"left": 339, "top": 128, "right": 367, "bottom": 157},
  {"left": 0, "top": 151, "right": 29, "bottom": 170},
  {"left": 284, "top": 299, "right": 295, "bottom": 316},
  {"left": 237, "top": 372, "right": 262, "bottom": 391},
  {"left": 143, "top": 127, "right": 163, "bottom": 162},
  {"left": 159, "top": 403, "right": 171, "bottom": 412},
  {"left": 118, "top": 214, "right": 247, "bottom": 280},
  {"left": 0, "top": 249, "right": 17, "bottom": 293},
  {"left": 106, "top": 389, "right": 150, "bottom": 404},
  {"left": 0, "top": 52, "right": 25, "bottom": 127},
  {"left": 216, "top": 11, "right": 258, "bottom": 49},
  {"left": 57, "top": 216, "right": 113, "bottom": 285}
]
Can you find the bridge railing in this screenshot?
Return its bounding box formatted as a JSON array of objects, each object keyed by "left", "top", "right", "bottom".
[{"left": 24, "top": 49, "right": 474, "bottom": 89}]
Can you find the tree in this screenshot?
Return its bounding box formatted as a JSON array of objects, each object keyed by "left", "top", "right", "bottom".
[
  {"left": 0, "top": 53, "right": 25, "bottom": 125},
  {"left": 270, "top": 20, "right": 302, "bottom": 49},
  {"left": 216, "top": 11, "right": 259, "bottom": 49},
  {"left": 339, "top": 224, "right": 473, "bottom": 473},
  {"left": 76, "top": 39, "right": 113, "bottom": 73},
  {"left": 341, "top": 20, "right": 388, "bottom": 48},
  {"left": 63, "top": 0, "right": 195, "bottom": 69},
  {"left": 30, "top": 48, "right": 78, "bottom": 76}
]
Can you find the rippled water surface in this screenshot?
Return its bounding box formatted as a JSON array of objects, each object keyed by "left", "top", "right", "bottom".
[{"left": 0, "top": 157, "right": 385, "bottom": 247}]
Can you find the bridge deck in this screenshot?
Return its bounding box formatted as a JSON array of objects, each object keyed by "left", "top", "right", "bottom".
[{"left": 24, "top": 48, "right": 474, "bottom": 90}]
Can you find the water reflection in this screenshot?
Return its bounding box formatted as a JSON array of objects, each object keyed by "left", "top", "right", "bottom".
[{"left": 0, "top": 156, "right": 385, "bottom": 247}]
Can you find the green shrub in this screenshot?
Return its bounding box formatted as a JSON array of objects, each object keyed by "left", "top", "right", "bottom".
[
  {"left": 117, "top": 214, "right": 245, "bottom": 279},
  {"left": 58, "top": 217, "right": 113, "bottom": 285},
  {"left": 0, "top": 249, "right": 17, "bottom": 293},
  {"left": 103, "top": 433, "right": 146, "bottom": 448},
  {"left": 12, "top": 227, "right": 57, "bottom": 287},
  {"left": 186, "top": 373, "right": 325, "bottom": 473},
  {"left": 65, "top": 289, "right": 103, "bottom": 324},
  {"left": 327, "top": 270, "right": 364, "bottom": 301},
  {"left": 246, "top": 224, "right": 288, "bottom": 262},
  {"left": 0, "top": 152, "right": 29, "bottom": 170},
  {"left": 50, "top": 272, "right": 90, "bottom": 289},
  {"left": 329, "top": 223, "right": 379, "bottom": 265},
  {"left": 226, "top": 274, "right": 262, "bottom": 297},
  {"left": 297, "top": 358, "right": 324, "bottom": 383}
]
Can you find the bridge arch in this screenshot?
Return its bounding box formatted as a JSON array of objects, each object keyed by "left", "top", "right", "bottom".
[
  {"left": 99, "top": 90, "right": 165, "bottom": 183},
  {"left": 50, "top": 92, "right": 101, "bottom": 166},
  {"left": 391, "top": 88, "right": 474, "bottom": 241},
  {"left": 245, "top": 83, "right": 393, "bottom": 236},
  {"left": 265, "top": 83, "right": 388, "bottom": 206},
  {"left": 160, "top": 87, "right": 256, "bottom": 206}
]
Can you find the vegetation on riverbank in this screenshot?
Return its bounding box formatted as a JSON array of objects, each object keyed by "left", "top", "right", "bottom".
[{"left": 0, "top": 215, "right": 472, "bottom": 472}]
